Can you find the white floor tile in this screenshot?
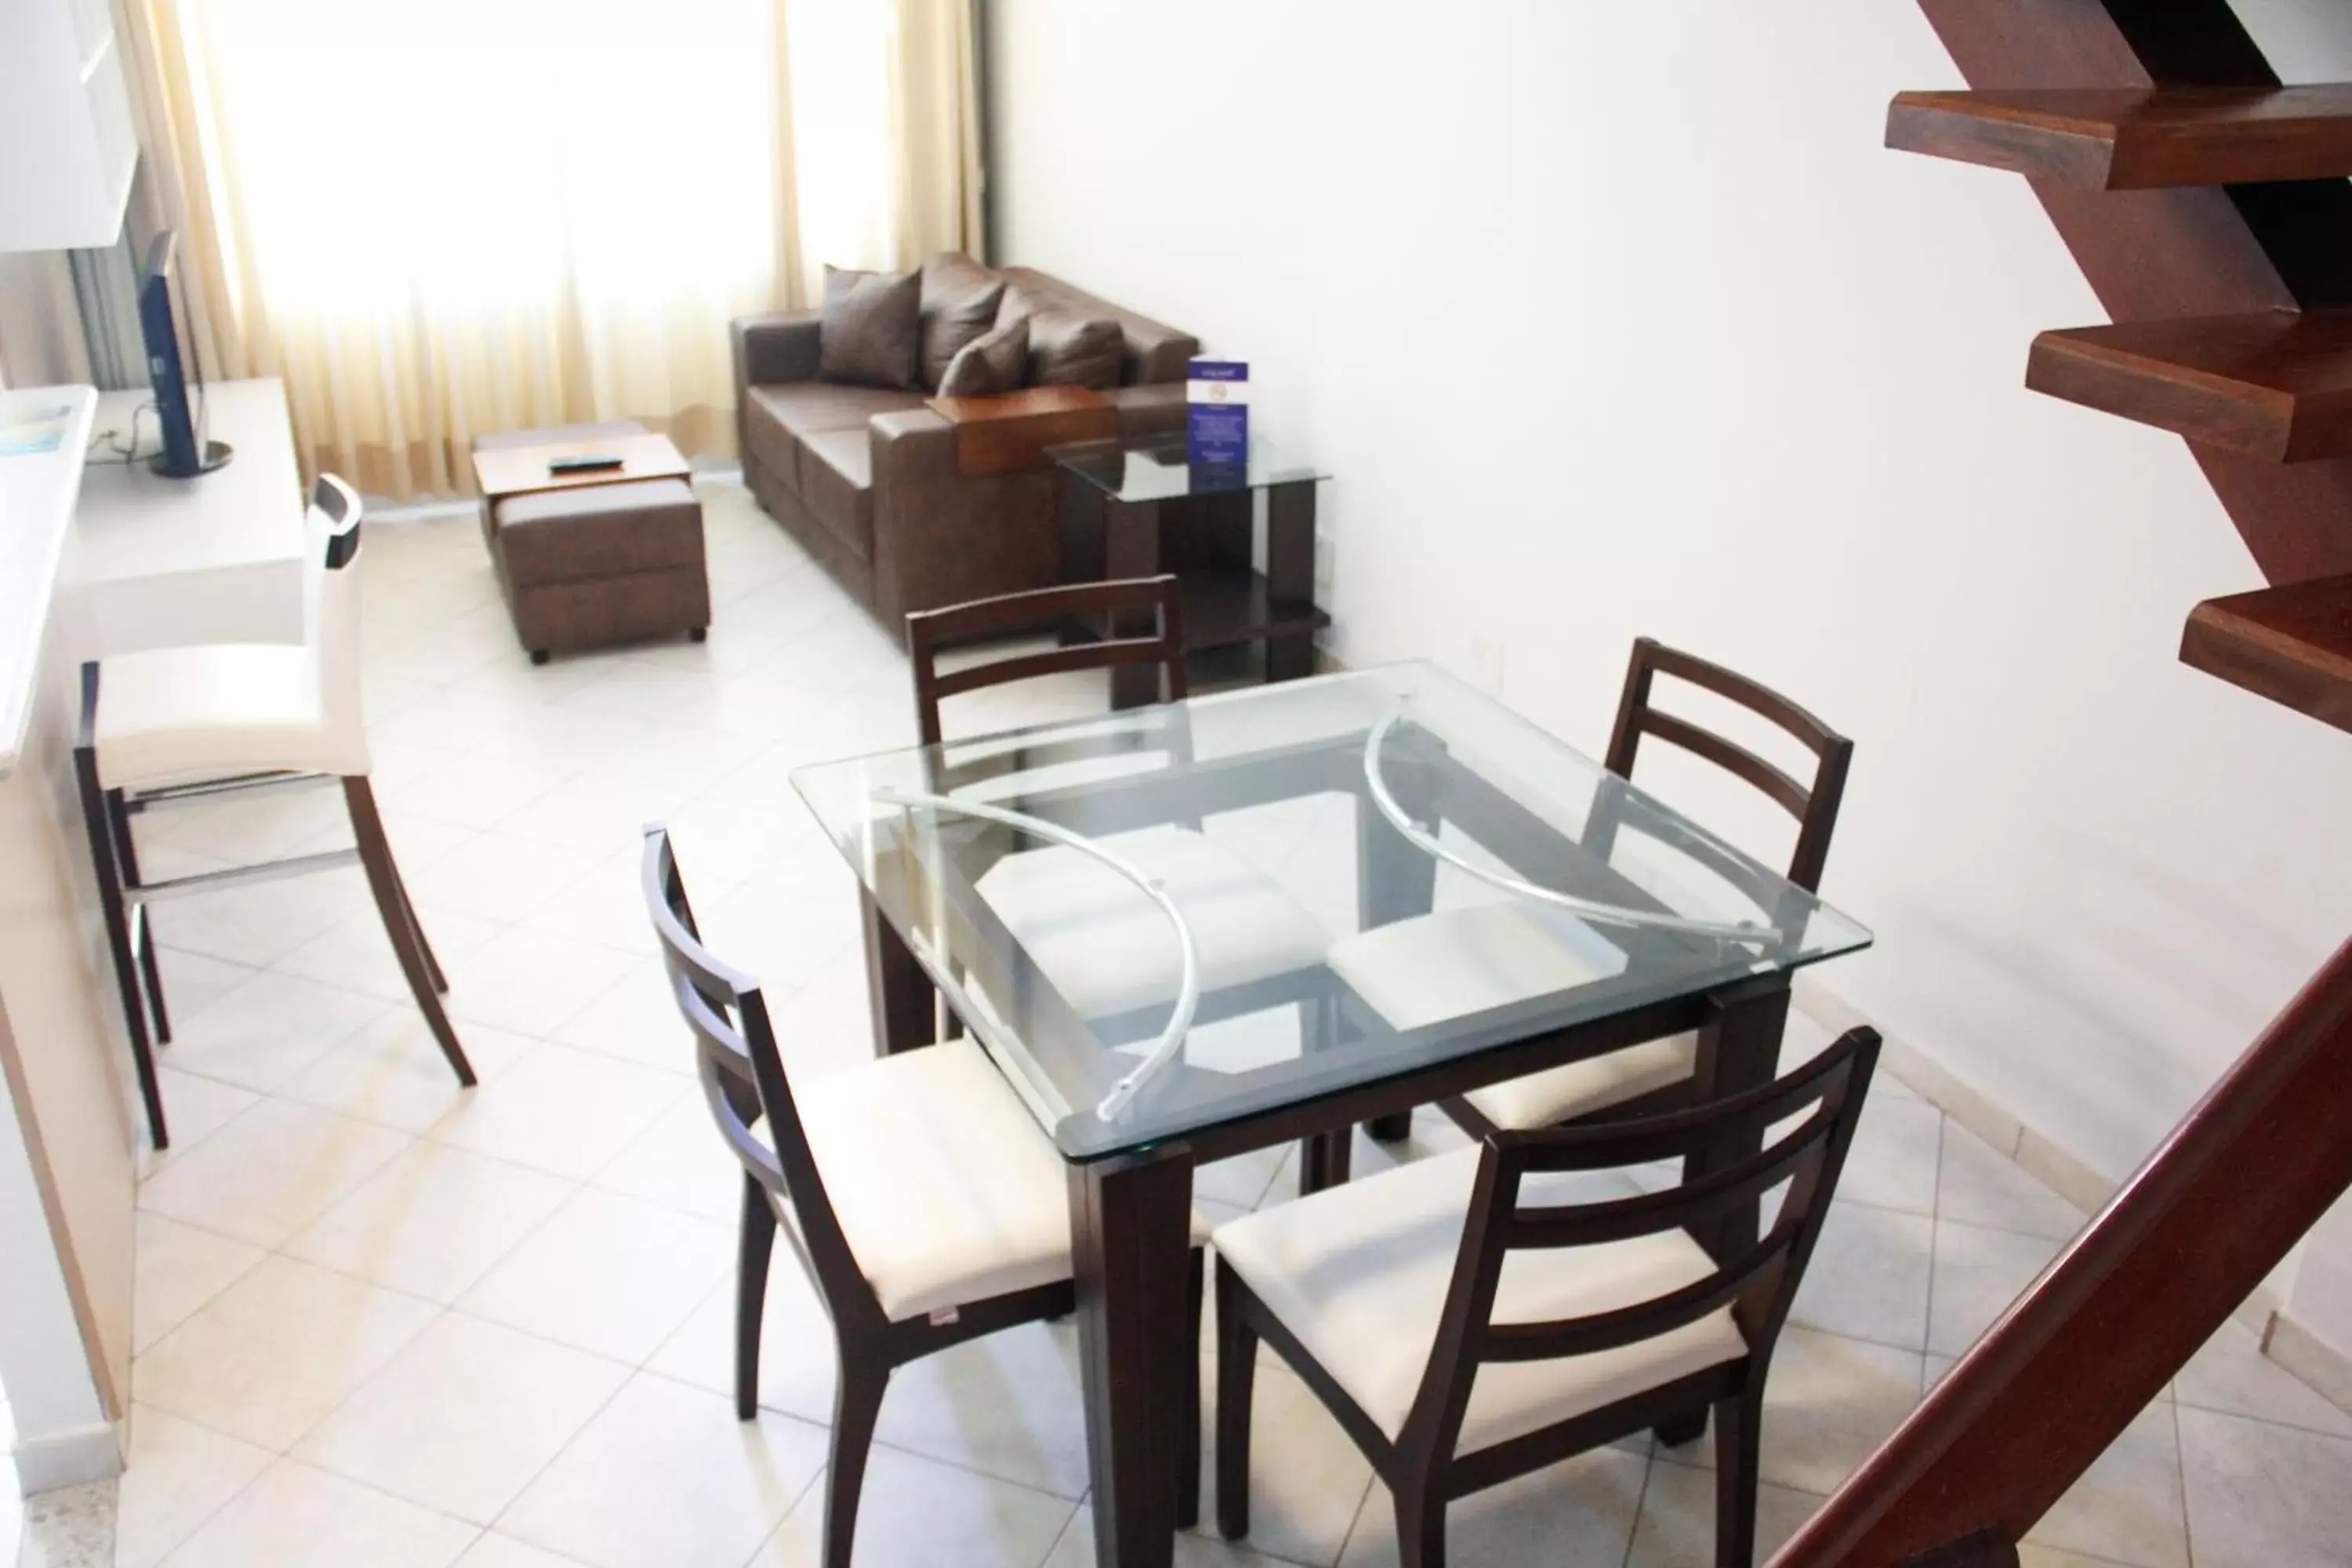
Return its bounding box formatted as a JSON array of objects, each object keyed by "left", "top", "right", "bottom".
[
  {"left": 1040, "top": 1510, "right": 1307, "bottom": 1568},
  {"left": 2025, "top": 1403, "right": 2187, "bottom": 1568},
  {"left": 133, "top": 1213, "right": 267, "bottom": 1356},
  {"left": 492, "top": 777, "right": 696, "bottom": 859},
  {"left": 590, "top": 1096, "right": 743, "bottom": 1221},
  {"left": 443, "top": 929, "right": 646, "bottom": 1038},
  {"left": 1214, "top": 1358, "right": 1377, "bottom": 1568},
  {"left": 2173, "top": 1320, "right": 2352, "bottom": 1439},
  {"left": 1790, "top": 1201, "right": 1934, "bottom": 1351},
  {"left": 114, "top": 1405, "right": 274, "bottom": 1568},
  {"left": 551, "top": 959, "right": 699, "bottom": 1076},
  {"left": 644, "top": 1260, "right": 839, "bottom": 1427},
  {"left": 294, "top": 1313, "right": 630, "bottom": 1525},
  {"left": 154, "top": 870, "right": 376, "bottom": 970},
  {"left": 455, "top": 1187, "right": 733, "bottom": 1363},
  {"left": 161, "top": 971, "right": 392, "bottom": 1093},
  {"left": 1627, "top": 1458, "right": 1823, "bottom": 1567},
  {"left": 2180, "top": 1404, "right": 2352, "bottom": 1568},
  {"left": 138, "top": 1098, "right": 414, "bottom": 1248},
  {"left": 749, "top": 1444, "right": 1075, "bottom": 1567},
  {"left": 1664, "top": 1327, "right": 1924, "bottom": 1497},
  {"left": 157, "top": 1457, "right": 477, "bottom": 1568},
  {"left": 1928, "top": 1220, "right": 2064, "bottom": 1359},
  {"left": 1837, "top": 1093, "right": 1943, "bottom": 1217},
  {"left": 406, "top": 837, "right": 604, "bottom": 925},
  {"left": 452, "top": 1536, "right": 592, "bottom": 1568},
  {"left": 1938, "top": 1120, "right": 2088, "bottom": 1241},
  {"left": 1336, "top": 1446, "right": 1646, "bottom": 1568},
  {"left": 497, "top": 1374, "right": 827, "bottom": 1568},
  {"left": 424, "top": 1042, "right": 687, "bottom": 1180},
  {"left": 133, "top": 1255, "right": 439, "bottom": 1450},
  {"left": 694, "top": 880, "right": 862, "bottom": 992},
  {"left": 276, "top": 1012, "right": 538, "bottom": 1134},
  {"left": 872, "top": 1319, "right": 1096, "bottom": 1500},
  {"left": 286, "top": 1141, "right": 577, "bottom": 1303},
  {"left": 273, "top": 907, "right": 503, "bottom": 1006},
  {"left": 377, "top": 753, "right": 572, "bottom": 832},
  {"left": 138, "top": 1071, "right": 263, "bottom": 1183}
]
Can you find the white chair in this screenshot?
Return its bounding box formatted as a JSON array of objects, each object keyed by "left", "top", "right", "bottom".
[
  {"left": 1211, "top": 1026, "right": 1882, "bottom": 1568},
  {"left": 1329, "top": 638, "right": 1853, "bottom": 1142},
  {"left": 74, "top": 474, "right": 472, "bottom": 1149},
  {"left": 642, "top": 826, "right": 1215, "bottom": 1568}
]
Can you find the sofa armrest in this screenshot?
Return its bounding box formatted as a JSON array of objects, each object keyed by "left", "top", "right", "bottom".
[
  {"left": 731, "top": 309, "right": 824, "bottom": 393},
  {"left": 869, "top": 407, "right": 1062, "bottom": 635}
]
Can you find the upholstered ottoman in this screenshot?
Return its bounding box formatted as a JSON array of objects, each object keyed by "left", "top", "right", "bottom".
[{"left": 474, "top": 423, "right": 711, "bottom": 662}]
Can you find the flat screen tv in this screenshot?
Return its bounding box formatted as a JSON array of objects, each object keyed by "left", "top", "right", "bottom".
[{"left": 138, "top": 231, "right": 231, "bottom": 477}]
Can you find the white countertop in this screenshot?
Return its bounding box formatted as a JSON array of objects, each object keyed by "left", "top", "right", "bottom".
[
  {"left": 77, "top": 379, "right": 306, "bottom": 586},
  {"left": 0, "top": 385, "right": 97, "bottom": 779}
]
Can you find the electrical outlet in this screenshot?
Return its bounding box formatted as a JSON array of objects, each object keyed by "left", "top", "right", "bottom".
[{"left": 1467, "top": 634, "right": 1508, "bottom": 696}]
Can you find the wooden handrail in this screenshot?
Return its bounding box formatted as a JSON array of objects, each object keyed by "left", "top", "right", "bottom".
[{"left": 1772, "top": 932, "right": 2352, "bottom": 1565}]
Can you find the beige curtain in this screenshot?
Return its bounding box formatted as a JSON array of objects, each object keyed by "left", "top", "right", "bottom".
[{"left": 114, "top": 0, "right": 981, "bottom": 501}]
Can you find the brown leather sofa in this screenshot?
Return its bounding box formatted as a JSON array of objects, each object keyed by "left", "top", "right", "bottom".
[{"left": 730, "top": 262, "right": 1197, "bottom": 635}]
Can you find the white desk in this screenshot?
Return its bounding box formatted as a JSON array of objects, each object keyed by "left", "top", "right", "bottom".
[
  {"left": 0, "top": 387, "right": 96, "bottom": 778},
  {"left": 74, "top": 378, "right": 308, "bottom": 654}
]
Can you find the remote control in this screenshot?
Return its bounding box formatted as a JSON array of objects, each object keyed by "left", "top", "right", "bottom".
[{"left": 549, "top": 454, "right": 625, "bottom": 474}]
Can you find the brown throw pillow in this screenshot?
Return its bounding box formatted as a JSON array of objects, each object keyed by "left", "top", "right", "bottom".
[
  {"left": 918, "top": 253, "right": 1005, "bottom": 390},
  {"left": 818, "top": 265, "right": 920, "bottom": 389},
  {"left": 997, "top": 285, "right": 1127, "bottom": 390},
  {"left": 936, "top": 316, "right": 1029, "bottom": 397}
]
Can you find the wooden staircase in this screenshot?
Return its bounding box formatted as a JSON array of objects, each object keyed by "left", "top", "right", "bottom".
[{"left": 1771, "top": 3, "right": 2352, "bottom": 1565}]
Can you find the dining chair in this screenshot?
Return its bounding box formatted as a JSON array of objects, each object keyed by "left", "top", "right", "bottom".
[
  {"left": 904, "top": 575, "right": 1346, "bottom": 1181},
  {"left": 642, "top": 825, "right": 1212, "bottom": 1566},
  {"left": 1333, "top": 637, "right": 1854, "bottom": 1145},
  {"left": 74, "top": 474, "right": 473, "bottom": 1149},
  {"left": 1212, "top": 1024, "right": 1882, "bottom": 1568}
]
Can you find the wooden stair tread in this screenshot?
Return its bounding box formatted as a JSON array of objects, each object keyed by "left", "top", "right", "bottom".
[
  {"left": 2181, "top": 575, "right": 2352, "bottom": 732},
  {"left": 2027, "top": 310, "right": 2352, "bottom": 462},
  {"left": 1888, "top": 85, "right": 2352, "bottom": 188}
]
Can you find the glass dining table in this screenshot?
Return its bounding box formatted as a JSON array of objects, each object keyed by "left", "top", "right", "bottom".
[{"left": 793, "top": 660, "right": 1871, "bottom": 1568}]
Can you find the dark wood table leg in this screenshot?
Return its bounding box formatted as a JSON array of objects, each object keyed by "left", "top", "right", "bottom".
[
  {"left": 1104, "top": 496, "right": 1165, "bottom": 710},
  {"left": 1073, "top": 1145, "right": 1196, "bottom": 1568},
  {"left": 1356, "top": 743, "right": 1441, "bottom": 1145},
  {"left": 1057, "top": 470, "right": 1109, "bottom": 648},
  {"left": 1689, "top": 980, "right": 1794, "bottom": 1262},
  {"left": 862, "top": 891, "right": 935, "bottom": 1056},
  {"left": 1265, "top": 481, "right": 1317, "bottom": 684}
]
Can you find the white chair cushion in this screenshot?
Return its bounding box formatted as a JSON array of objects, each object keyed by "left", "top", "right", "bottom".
[
  {"left": 1330, "top": 902, "right": 1687, "bottom": 1128},
  {"left": 1212, "top": 1146, "right": 1746, "bottom": 1456},
  {"left": 1327, "top": 902, "right": 1630, "bottom": 1033},
  {"left": 94, "top": 644, "right": 368, "bottom": 790},
  {"left": 796, "top": 1038, "right": 1210, "bottom": 1322},
  {"left": 975, "top": 823, "right": 1330, "bottom": 1018},
  {"left": 1462, "top": 1034, "right": 1699, "bottom": 1131}
]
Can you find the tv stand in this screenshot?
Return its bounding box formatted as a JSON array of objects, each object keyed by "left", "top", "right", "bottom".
[{"left": 152, "top": 437, "right": 234, "bottom": 479}]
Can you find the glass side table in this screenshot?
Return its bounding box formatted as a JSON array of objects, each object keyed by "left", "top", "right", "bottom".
[{"left": 1047, "top": 434, "right": 1332, "bottom": 708}]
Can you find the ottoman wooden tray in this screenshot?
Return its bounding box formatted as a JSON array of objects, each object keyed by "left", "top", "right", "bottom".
[{"left": 471, "top": 421, "right": 710, "bottom": 662}]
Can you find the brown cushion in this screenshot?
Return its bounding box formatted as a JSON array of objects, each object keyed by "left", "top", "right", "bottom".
[
  {"left": 741, "top": 383, "right": 924, "bottom": 495},
  {"left": 492, "top": 479, "right": 704, "bottom": 585},
  {"left": 999, "top": 285, "right": 1122, "bottom": 390},
  {"left": 936, "top": 316, "right": 1029, "bottom": 398},
  {"left": 819, "top": 265, "right": 921, "bottom": 389},
  {"left": 919, "top": 253, "right": 1006, "bottom": 391},
  {"left": 797, "top": 427, "right": 874, "bottom": 559}
]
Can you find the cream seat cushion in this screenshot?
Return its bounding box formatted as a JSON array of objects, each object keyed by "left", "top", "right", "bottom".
[
  {"left": 1212, "top": 1146, "right": 1746, "bottom": 1455},
  {"left": 94, "top": 644, "right": 365, "bottom": 791},
  {"left": 796, "top": 1038, "right": 1210, "bottom": 1322},
  {"left": 976, "top": 823, "right": 1331, "bottom": 1018},
  {"left": 1328, "top": 902, "right": 1690, "bottom": 1129}
]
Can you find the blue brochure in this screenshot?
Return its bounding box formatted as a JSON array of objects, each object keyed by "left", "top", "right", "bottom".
[{"left": 1187, "top": 358, "right": 1249, "bottom": 468}]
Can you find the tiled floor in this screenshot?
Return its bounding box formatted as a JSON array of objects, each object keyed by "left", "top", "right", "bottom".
[{"left": 18, "top": 477, "right": 2350, "bottom": 1566}]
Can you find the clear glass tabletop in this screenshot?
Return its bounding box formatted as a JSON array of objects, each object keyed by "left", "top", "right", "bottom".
[
  {"left": 793, "top": 662, "right": 1871, "bottom": 1160},
  {"left": 1046, "top": 433, "right": 1330, "bottom": 503}
]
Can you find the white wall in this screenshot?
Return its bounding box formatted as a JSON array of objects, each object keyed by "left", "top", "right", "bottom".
[{"left": 987, "top": 0, "right": 2352, "bottom": 1339}]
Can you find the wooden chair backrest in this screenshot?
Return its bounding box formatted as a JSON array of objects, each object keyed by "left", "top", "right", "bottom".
[
  {"left": 905, "top": 575, "right": 1189, "bottom": 746},
  {"left": 1605, "top": 637, "right": 1854, "bottom": 891}
]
